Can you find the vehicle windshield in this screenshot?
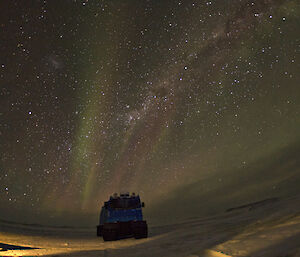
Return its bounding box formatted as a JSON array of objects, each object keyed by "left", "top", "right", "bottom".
[{"left": 109, "top": 197, "right": 141, "bottom": 209}]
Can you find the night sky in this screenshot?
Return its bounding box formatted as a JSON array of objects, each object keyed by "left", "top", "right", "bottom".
[{"left": 0, "top": 0, "right": 299, "bottom": 226}]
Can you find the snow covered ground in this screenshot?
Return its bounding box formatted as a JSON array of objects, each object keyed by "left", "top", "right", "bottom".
[{"left": 0, "top": 194, "right": 299, "bottom": 257}]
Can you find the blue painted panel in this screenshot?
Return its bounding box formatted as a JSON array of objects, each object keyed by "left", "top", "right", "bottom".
[{"left": 106, "top": 208, "right": 143, "bottom": 223}]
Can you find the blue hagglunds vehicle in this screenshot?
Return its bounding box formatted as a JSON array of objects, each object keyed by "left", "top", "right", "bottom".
[{"left": 97, "top": 192, "right": 148, "bottom": 241}]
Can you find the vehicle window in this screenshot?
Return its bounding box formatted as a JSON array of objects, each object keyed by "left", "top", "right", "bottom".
[{"left": 109, "top": 198, "right": 140, "bottom": 209}]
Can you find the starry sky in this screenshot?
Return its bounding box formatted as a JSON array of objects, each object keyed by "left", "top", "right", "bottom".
[{"left": 0, "top": 0, "right": 299, "bottom": 226}]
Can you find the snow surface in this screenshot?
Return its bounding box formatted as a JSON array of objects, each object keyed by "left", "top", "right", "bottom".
[{"left": 0, "top": 194, "right": 300, "bottom": 257}]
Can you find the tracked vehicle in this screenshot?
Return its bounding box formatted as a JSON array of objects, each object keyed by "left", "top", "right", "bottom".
[{"left": 97, "top": 192, "right": 148, "bottom": 241}]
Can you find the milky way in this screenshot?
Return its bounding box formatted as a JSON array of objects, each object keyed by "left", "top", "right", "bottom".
[{"left": 0, "top": 0, "right": 299, "bottom": 225}]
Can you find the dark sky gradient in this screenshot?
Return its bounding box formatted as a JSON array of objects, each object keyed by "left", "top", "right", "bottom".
[{"left": 0, "top": 0, "right": 299, "bottom": 226}]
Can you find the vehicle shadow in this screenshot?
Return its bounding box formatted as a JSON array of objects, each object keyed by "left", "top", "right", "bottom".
[{"left": 0, "top": 242, "right": 39, "bottom": 251}]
